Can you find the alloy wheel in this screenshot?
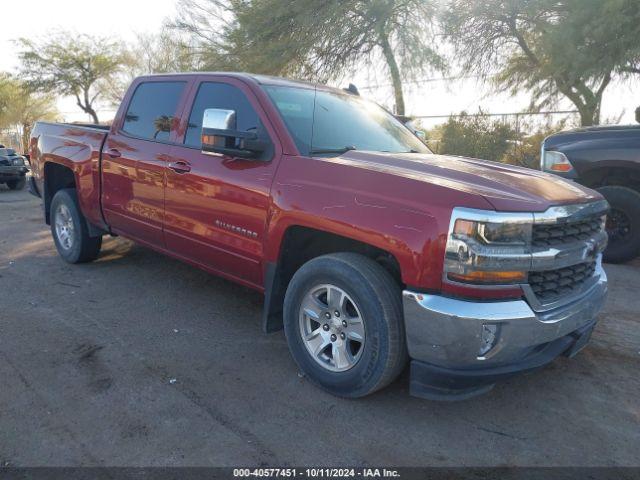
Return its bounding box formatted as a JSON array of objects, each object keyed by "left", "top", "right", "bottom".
[
  {"left": 298, "top": 284, "right": 366, "bottom": 372},
  {"left": 54, "top": 204, "right": 75, "bottom": 250}
]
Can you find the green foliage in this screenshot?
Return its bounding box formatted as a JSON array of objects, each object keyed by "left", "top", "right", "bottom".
[
  {"left": 104, "top": 32, "right": 203, "bottom": 104},
  {"left": 171, "top": 0, "right": 443, "bottom": 115},
  {"left": 427, "top": 113, "right": 519, "bottom": 162},
  {"left": 503, "top": 121, "right": 569, "bottom": 169},
  {"left": 16, "top": 33, "right": 128, "bottom": 122},
  {"left": 0, "top": 74, "right": 58, "bottom": 152},
  {"left": 130, "top": 32, "right": 200, "bottom": 75},
  {"left": 441, "top": 0, "right": 640, "bottom": 126},
  {"left": 0, "top": 74, "right": 14, "bottom": 125},
  {"left": 426, "top": 113, "right": 570, "bottom": 168}
]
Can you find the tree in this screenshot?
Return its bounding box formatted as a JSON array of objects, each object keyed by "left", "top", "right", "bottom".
[
  {"left": 0, "top": 74, "right": 58, "bottom": 153},
  {"left": 427, "top": 112, "right": 519, "bottom": 161},
  {"left": 16, "top": 33, "right": 128, "bottom": 123},
  {"left": 103, "top": 32, "right": 202, "bottom": 104},
  {"left": 172, "top": 0, "right": 443, "bottom": 115},
  {"left": 502, "top": 119, "right": 570, "bottom": 168},
  {"left": 130, "top": 32, "right": 201, "bottom": 75},
  {"left": 0, "top": 75, "right": 13, "bottom": 123},
  {"left": 442, "top": 0, "right": 640, "bottom": 126}
]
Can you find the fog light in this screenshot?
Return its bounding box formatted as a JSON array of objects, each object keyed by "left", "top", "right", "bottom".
[{"left": 478, "top": 324, "right": 499, "bottom": 358}]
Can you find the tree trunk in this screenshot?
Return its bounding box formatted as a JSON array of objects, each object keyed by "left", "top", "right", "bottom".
[
  {"left": 75, "top": 91, "right": 100, "bottom": 124},
  {"left": 378, "top": 32, "right": 405, "bottom": 116},
  {"left": 578, "top": 103, "right": 598, "bottom": 126},
  {"left": 21, "top": 122, "right": 31, "bottom": 154},
  {"left": 86, "top": 107, "right": 100, "bottom": 124},
  {"left": 556, "top": 85, "right": 599, "bottom": 127},
  {"left": 557, "top": 74, "right": 610, "bottom": 127}
]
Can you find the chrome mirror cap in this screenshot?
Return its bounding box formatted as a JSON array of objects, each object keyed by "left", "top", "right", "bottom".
[{"left": 203, "top": 108, "right": 237, "bottom": 131}]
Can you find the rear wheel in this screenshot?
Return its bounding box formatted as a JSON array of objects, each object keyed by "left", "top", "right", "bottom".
[
  {"left": 598, "top": 186, "right": 640, "bottom": 263},
  {"left": 283, "top": 253, "right": 407, "bottom": 398},
  {"left": 50, "top": 188, "right": 102, "bottom": 263},
  {"left": 7, "top": 177, "right": 26, "bottom": 190}
]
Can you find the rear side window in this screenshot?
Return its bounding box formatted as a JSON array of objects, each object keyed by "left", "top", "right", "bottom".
[
  {"left": 184, "top": 82, "right": 262, "bottom": 148},
  {"left": 122, "top": 82, "right": 186, "bottom": 142}
]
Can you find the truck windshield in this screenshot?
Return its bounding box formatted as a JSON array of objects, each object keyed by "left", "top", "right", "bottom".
[{"left": 263, "top": 85, "right": 430, "bottom": 156}]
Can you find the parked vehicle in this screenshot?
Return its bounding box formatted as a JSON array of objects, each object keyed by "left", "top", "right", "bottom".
[
  {"left": 29, "top": 73, "right": 608, "bottom": 400},
  {"left": 542, "top": 125, "right": 640, "bottom": 263},
  {"left": 0, "top": 147, "right": 29, "bottom": 190}
]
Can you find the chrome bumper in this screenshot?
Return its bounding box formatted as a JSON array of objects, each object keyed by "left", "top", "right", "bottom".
[{"left": 402, "top": 266, "right": 607, "bottom": 370}]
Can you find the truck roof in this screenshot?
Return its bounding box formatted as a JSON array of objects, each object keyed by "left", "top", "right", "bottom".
[{"left": 137, "top": 72, "right": 347, "bottom": 94}]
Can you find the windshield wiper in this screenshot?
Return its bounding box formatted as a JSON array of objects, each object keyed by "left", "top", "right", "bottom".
[{"left": 309, "top": 146, "right": 357, "bottom": 155}]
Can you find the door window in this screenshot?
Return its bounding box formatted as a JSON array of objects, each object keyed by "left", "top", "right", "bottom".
[
  {"left": 184, "top": 82, "right": 263, "bottom": 148},
  {"left": 122, "top": 81, "right": 186, "bottom": 142}
]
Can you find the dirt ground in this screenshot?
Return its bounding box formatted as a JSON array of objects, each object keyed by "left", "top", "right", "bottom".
[{"left": 1, "top": 186, "right": 638, "bottom": 467}]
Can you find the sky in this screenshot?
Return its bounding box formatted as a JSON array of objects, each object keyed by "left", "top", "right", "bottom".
[{"left": 1, "top": 0, "right": 638, "bottom": 128}]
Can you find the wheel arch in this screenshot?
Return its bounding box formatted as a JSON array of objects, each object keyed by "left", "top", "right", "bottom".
[
  {"left": 578, "top": 161, "right": 640, "bottom": 192},
  {"left": 43, "top": 162, "right": 77, "bottom": 225},
  {"left": 42, "top": 161, "right": 106, "bottom": 237},
  {"left": 262, "top": 225, "right": 404, "bottom": 333}
]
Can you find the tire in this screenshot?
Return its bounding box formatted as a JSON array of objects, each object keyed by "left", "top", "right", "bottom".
[
  {"left": 50, "top": 188, "right": 102, "bottom": 263},
  {"left": 598, "top": 186, "right": 640, "bottom": 263},
  {"left": 283, "top": 252, "right": 407, "bottom": 398},
  {"left": 7, "top": 177, "right": 26, "bottom": 190}
]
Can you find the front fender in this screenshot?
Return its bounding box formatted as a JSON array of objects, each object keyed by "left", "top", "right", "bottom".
[{"left": 265, "top": 156, "right": 461, "bottom": 290}]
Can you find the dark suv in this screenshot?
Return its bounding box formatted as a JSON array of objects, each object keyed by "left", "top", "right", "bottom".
[
  {"left": 0, "top": 148, "right": 29, "bottom": 190},
  {"left": 541, "top": 125, "right": 640, "bottom": 263}
]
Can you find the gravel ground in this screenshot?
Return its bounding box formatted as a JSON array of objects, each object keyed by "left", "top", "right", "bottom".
[{"left": 0, "top": 186, "right": 639, "bottom": 467}]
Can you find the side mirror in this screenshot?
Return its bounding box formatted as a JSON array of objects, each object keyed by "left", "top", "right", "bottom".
[
  {"left": 414, "top": 130, "right": 426, "bottom": 141},
  {"left": 201, "top": 108, "right": 266, "bottom": 158}
]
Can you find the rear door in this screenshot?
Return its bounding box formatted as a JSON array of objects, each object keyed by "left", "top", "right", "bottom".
[
  {"left": 164, "top": 76, "right": 282, "bottom": 288},
  {"left": 102, "top": 79, "right": 189, "bottom": 247}
]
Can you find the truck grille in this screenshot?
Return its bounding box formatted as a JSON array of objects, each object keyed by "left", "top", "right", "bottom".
[
  {"left": 528, "top": 261, "right": 596, "bottom": 302},
  {"left": 0, "top": 159, "right": 9, "bottom": 166},
  {"left": 532, "top": 215, "right": 602, "bottom": 247}
]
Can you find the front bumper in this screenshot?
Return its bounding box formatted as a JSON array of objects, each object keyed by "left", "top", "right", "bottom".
[
  {"left": 0, "top": 165, "right": 28, "bottom": 181},
  {"left": 402, "top": 266, "right": 607, "bottom": 400}
]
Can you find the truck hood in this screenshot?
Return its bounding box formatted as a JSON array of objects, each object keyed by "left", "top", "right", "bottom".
[
  {"left": 329, "top": 151, "right": 601, "bottom": 212},
  {"left": 544, "top": 124, "right": 640, "bottom": 150}
]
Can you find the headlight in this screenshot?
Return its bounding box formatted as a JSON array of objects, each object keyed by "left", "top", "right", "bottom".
[
  {"left": 11, "top": 157, "right": 25, "bottom": 166},
  {"left": 444, "top": 209, "right": 533, "bottom": 285},
  {"left": 542, "top": 150, "right": 573, "bottom": 173},
  {"left": 454, "top": 219, "right": 530, "bottom": 245}
]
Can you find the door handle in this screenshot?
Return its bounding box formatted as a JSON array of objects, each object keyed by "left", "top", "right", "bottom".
[
  {"left": 168, "top": 161, "right": 191, "bottom": 173},
  {"left": 104, "top": 148, "right": 121, "bottom": 159}
]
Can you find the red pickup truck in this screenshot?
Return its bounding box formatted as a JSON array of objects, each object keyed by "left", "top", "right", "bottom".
[{"left": 29, "top": 73, "right": 608, "bottom": 400}]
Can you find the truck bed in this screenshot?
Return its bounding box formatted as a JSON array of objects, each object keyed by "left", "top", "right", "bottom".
[{"left": 29, "top": 121, "right": 109, "bottom": 230}]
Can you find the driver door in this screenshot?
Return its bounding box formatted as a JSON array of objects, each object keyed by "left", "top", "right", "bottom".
[{"left": 164, "top": 77, "right": 279, "bottom": 288}]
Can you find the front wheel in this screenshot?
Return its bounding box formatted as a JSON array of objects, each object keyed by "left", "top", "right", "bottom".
[
  {"left": 7, "top": 177, "right": 26, "bottom": 190},
  {"left": 50, "top": 188, "right": 102, "bottom": 263},
  {"left": 283, "top": 253, "right": 407, "bottom": 398},
  {"left": 598, "top": 186, "right": 640, "bottom": 263}
]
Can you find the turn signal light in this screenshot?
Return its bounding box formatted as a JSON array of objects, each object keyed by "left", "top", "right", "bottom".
[
  {"left": 448, "top": 270, "right": 527, "bottom": 285},
  {"left": 550, "top": 163, "right": 572, "bottom": 172},
  {"left": 542, "top": 150, "right": 574, "bottom": 173}
]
